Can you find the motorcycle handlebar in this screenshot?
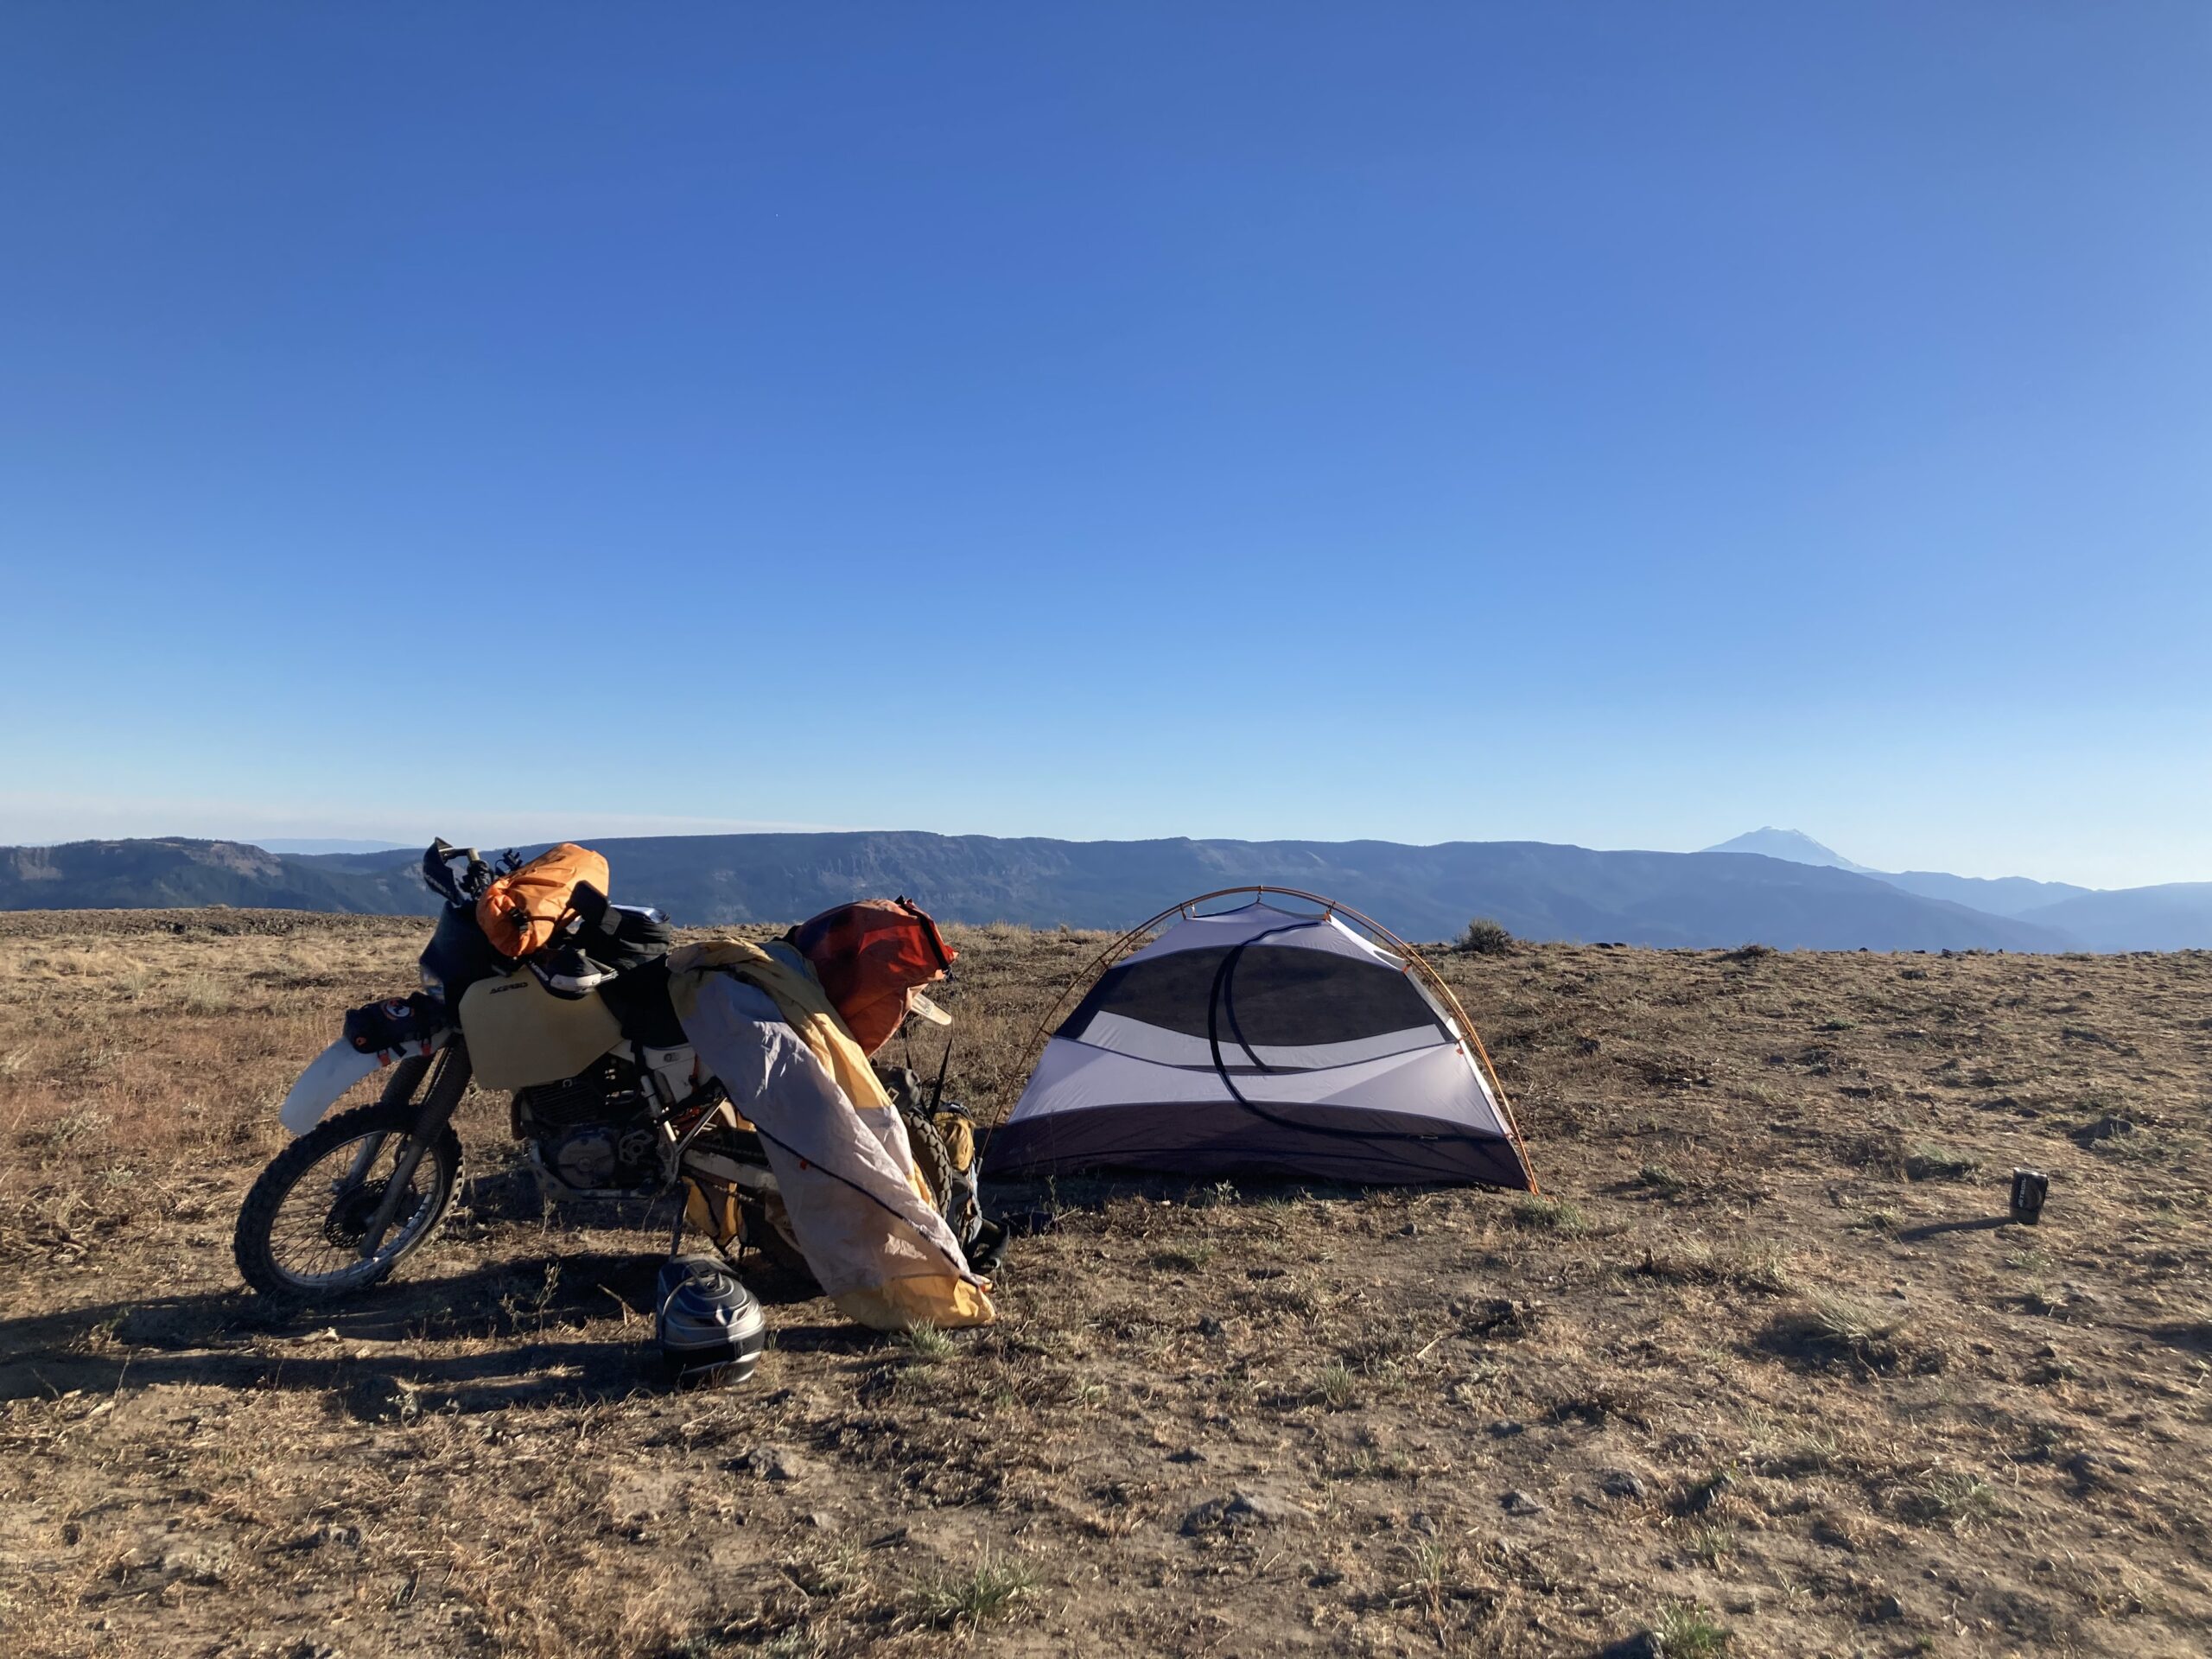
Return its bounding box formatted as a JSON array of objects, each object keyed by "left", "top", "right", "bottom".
[{"left": 422, "top": 840, "right": 491, "bottom": 905}]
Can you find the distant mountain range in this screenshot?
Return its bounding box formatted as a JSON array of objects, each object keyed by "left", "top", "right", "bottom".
[
  {"left": 1703, "top": 826, "right": 2095, "bottom": 913},
  {"left": 0, "top": 840, "right": 312, "bottom": 911},
  {"left": 1699, "top": 828, "right": 2196, "bottom": 950},
  {"left": 246, "top": 837, "right": 412, "bottom": 856},
  {"left": 3, "top": 828, "right": 2202, "bottom": 952}
]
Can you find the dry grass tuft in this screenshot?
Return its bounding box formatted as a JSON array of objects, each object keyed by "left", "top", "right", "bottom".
[
  {"left": 1456, "top": 916, "right": 1516, "bottom": 956},
  {"left": 1509, "top": 1192, "right": 1591, "bottom": 1234},
  {"left": 1905, "top": 1141, "right": 1979, "bottom": 1182},
  {"left": 1656, "top": 1601, "right": 1732, "bottom": 1656},
  {"left": 1802, "top": 1288, "right": 1908, "bottom": 1346},
  {"left": 911, "top": 1554, "right": 1039, "bottom": 1627},
  {"left": 899, "top": 1320, "right": 957, "bottom": 1362},
  {"left": 1896, "top": 1469, "right": 2006, "bottom": 1533}
]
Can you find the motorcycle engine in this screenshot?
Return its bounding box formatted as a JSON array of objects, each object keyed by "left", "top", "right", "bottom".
[{"left": 515, "top": 1062, "right": 661, "bottom": 1193}]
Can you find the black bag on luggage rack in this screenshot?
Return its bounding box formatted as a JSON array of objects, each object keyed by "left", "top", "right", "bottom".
[
  {"left": 527, "top": 882, "right": 684, "bottom": 1012},
  {"left": 569, "top": 881, "right": 677, "bottom": 969}
]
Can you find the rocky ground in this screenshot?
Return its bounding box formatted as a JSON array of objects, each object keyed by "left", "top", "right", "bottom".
[{"left": 1, "top": 911, "right": 2208, "bottom": 1657}]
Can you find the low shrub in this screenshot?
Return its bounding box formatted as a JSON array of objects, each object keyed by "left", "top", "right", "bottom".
[{"left": 1457, "top": 917, "right": 1516, "bottom": 955}]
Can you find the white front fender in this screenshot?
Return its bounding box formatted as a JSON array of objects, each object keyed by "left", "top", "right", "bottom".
[{"left": 278, "top": 1031, "right": 449, "bottom": 1136}]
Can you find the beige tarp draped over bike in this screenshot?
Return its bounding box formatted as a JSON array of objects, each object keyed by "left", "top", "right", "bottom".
[{"left": 666, "top": 940, "right": 995, "bottom": 1332}]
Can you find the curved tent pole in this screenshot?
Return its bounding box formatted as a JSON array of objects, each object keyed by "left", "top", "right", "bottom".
[
  {"left": 1006, "top": 885, "right": 1345, "bottom": 1085},
  {"left": 1005, "top": 897, "right": 1215, "bottom": 1090},
  {"left": 995, "top": 884, "right": 1540, "bottom": 1192},
  {"left": 1376, "top": 925, "right": 1540, "bottom": 1195}
]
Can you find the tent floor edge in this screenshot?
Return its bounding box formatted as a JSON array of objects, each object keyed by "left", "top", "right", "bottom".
[{"left": 982, "top": 1105, "right": 1533, "bottom": 1192}]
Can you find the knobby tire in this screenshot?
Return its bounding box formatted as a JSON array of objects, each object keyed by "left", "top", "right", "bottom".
[{"left": 232, "top": 1056, "right": 466, "bottom": 1300}]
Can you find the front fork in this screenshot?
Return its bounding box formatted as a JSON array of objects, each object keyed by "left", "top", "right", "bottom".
[{"left": 354, "top": 1045, "right": 471, "bottom": 1256}]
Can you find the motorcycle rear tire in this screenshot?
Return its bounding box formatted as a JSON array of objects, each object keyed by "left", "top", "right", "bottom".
[{"left": 233, "top": 1086, "right": 465, "bottom": 1301}]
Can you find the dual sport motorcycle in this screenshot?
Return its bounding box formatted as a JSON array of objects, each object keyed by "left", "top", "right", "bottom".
[{"left": 231, "top": 842, "right": 977, "bottom": 1300}]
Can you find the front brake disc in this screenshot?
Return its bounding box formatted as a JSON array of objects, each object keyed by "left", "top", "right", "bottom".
[{"left": 321, "top": 1178, "right": 411, "bottom": 1250}]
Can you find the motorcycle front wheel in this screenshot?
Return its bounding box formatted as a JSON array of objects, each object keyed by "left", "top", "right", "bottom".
[{"left": 232, "top": 1054, "right": 467, "bottom": 1300}]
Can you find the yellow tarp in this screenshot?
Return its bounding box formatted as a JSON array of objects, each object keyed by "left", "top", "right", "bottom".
[{"left": 668, "top": 941, "right": 995, "bottom": 1332}]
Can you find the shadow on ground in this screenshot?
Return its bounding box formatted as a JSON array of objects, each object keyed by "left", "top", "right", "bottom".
[
  {"left": 3, "top": 1252, "right": 671, "bottom": 1416},
  {"left": 2, "top": 1165, "right": 1363, "bottom": 1426},
  {"left": 1, "top": 1238, "right": 909, "bottom": 1421}
]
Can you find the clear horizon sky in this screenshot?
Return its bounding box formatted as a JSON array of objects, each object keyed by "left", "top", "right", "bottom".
[{"left": 4, "top": 6, "right": 2208, "bottom": 888}]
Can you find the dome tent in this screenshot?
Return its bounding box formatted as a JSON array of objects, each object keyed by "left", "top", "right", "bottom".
[{"left": 982, "top": 889, "right": 1537, "bottom": 1189}]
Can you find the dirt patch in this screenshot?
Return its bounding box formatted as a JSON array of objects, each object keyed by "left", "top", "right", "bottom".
[{"left": 2, "top": 914, "right": 2209, "bottom": 1655}]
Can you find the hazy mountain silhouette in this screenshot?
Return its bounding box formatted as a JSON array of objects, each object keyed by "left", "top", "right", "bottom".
[
  {"left": 18, "top": 830, "right": 2209, "bottom": 952},
  {"left": 1873, "top": 869, "right": 2094, "bottom": 918},
  {"left": 1703, "top": 827, "right": 1871, "bottom": 872},
  {"left": 0, "top": 839, "right": 404, "bottom": 913},
  {"left": 247, "top": 837, "right": 411, "bottom": 856},
  {"left": 2014, "top": 883, "right": 2212, "bottom": 952},
  {"left": 1698, "top": 826, "right": 2212, "bottom": 948},
  {"left": 0, "top": 831, "right": 2094, "bottom": 951},
  {"left": 1705, "top": 827, "right": 2101, "bottom": 918}
]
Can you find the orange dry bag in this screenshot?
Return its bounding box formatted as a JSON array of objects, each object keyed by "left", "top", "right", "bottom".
[
  {"left": 790, "top": 897, "right": 956, "bottom": 1055},
  {"left": 475, "top": 843, "right": 612, "bottom": 959}
]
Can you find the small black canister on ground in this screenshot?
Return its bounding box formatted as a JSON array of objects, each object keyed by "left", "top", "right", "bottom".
[{"left": 2010, "top": 1167, "right": 2050, "bottom": 1225}]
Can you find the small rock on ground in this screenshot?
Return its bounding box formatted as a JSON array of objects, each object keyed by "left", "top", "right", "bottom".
[
  {"left": 752, "top": 1448, "right": 816, "bottom": 1483},
  {"left": 1686, "top": 1470, "right": 1733, "bottom": 1513},
  {"left": 1181, "top": 1490, "right": 1311, "bottom": 1534}
]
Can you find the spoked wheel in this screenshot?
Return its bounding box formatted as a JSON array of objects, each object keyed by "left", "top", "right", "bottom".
[{"left": 233, "top": 1052, "right": 467, "bottom": 1300}]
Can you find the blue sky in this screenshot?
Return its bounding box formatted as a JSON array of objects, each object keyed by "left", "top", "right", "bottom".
[{"left": 3, "top": 5, "right": 2207, "bottom": 887}]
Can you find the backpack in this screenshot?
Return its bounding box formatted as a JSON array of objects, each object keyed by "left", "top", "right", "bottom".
[
  {"left": 476, "top": 843, "right": 612, "bottom": 959},
  {"left": 874, "top": 1063, "right": 982, "bottom": 1249}
]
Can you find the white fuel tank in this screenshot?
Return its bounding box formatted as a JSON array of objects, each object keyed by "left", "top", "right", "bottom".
[{"left": 460, "top": 970, "right": 623, "bottom": 1090}]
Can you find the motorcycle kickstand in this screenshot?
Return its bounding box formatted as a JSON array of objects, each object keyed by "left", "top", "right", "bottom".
[{"left": 657, "top": 1099, "right": 727, "bottom": 1243}]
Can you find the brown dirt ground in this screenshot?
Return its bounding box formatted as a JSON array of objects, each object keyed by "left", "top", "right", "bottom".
[{"left": 1, "top": 910, "right": 2209, "bottom": 1658}]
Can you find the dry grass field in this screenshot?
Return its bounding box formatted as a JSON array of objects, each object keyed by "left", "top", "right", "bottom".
[{"left": 2, "top": 910, "right": 2209, "bottom": 1658}]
